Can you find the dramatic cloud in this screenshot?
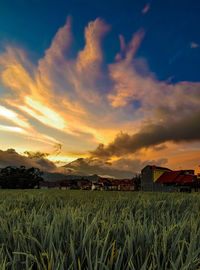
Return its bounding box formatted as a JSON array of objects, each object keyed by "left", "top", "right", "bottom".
[
  {"left": 0, "top": 125, "right": 26, "bottom": 134},
  {"left": 76, "top": 18, "right": 110, "bottom": 74},
  {"left": 0, "top": 104, "right": 60, "bottom": 145},
  {"left": 108, "top": 29, "right": 146, "bottom": 107},
  {"left": 91, "top": 108, "right": 200, "bottom": 158},
  {"left": 0, "top": 17, "right": 200, "bottom": 174},
  {"left": 0, "top": 105, "right": 29, "bottom": 128},
  {"left": 100, "top": 30, "right": 200, "bottom": 159},
  {"left": 0, "top": 18, "right": 111, "bottom": 145}
]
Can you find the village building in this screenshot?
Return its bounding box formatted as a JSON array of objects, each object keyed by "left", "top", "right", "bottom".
[
  {"left": 92, "top": 182, "right": 104, "bottom": 191},
  {"left": 39, "top": 181, "right": 61, "bottom": 189},
  {"left": 110, "top": 179, "right": 135, "bottom": 191},
  {"left": 98, "top": 178, "right": 113, "bottom": 190},
  {"left": 59, "top": 180, "right": 75, "bottom": 190},
  {"left": 39, "top": 177, "right": 137, "bottom": 191},
  {"left": 39, "top": 179, "right": 78, "bottom": 190},
  {"left": 94, "top": 178, "right": 135, "bottom": 191},
  {"left": 141, "top": 165, "right": 198, "bottom": 192},
  {"left": 77, "top": 179, "right": 92, "bottom": 190}
]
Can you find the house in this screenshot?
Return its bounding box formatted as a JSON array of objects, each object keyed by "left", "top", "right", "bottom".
[
  {"left": 109, "top": 179, "right": 135, "bottom": 191},
  {"left": 98, "top": 178, "right": 112, "bottom": 190},
  {"left": 141, "top": 165, "right": 198, "bottom": 192},
  {"left": 39, "top": 179, "right": 78, "bottom": 190},
  {"left": 156, "top": 170, "right": 197, "bottom": 192},
  {"left": 118, "top": 179, "right": 135, "bottom": 191},
  {"left": 59, "top": 180, "right": 75, "bottom": 190},
  {"left": 39, "top": 181, "right": 60, "bottom": 189},
  {"left": 77, "top": 179, "right": 92, "bottom": 190},
  {"left": 141, "top": 165, "right": 173, "bottom": 191},
  {"left": 92, "top": 182, "right": 104, "bottom": 191},
  {"left": 91, "top": 178, "right": 135, "bottom": 191}
]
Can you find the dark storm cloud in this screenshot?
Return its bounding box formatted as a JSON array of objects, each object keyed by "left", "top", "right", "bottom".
[{"left": 91, "top": 110, "right": 200, "bottom": 158}]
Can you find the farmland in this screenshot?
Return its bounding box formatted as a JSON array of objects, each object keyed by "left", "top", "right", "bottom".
[{"left": 0, "top": 190, "right": 200, "bottom": 269}]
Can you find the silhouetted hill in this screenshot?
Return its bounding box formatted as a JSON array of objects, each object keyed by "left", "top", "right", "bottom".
[{"left": 42, "top": 171, "right": 101, "bottom": 182}]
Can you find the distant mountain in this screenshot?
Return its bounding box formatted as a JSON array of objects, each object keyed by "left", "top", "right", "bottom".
[
  {"left": 62, "top": 157, "right": 135, "bottom": 179},
  {"left": 42, "top": 171, "right": 101, "bottom": 182}
]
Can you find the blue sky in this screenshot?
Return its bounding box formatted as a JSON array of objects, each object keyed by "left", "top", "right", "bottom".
[
  {"left": 0, "top": 0, "right": 200, "bottom": 177},
  {"left": 1, "top": 0, "right": 199, "bottom": 81}
]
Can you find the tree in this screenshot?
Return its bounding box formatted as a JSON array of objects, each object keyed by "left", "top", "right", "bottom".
[
  {"left": 133, "top": 174, "right": 141, "bottom": 191},
  {"left": 0, "top": 166, "right": 43, "bottom": 189}
]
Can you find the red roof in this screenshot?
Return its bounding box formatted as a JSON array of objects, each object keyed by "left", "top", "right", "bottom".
[
  {"left": 156, "top": 171, "right": 181, "bottom": 183},
  {"left": 175, "top": 174, "right": 194, "bottom": 183},
  {"left": 98, "top": 178, "right": 111, "bottom": 184},
  {"left": 156, "top": 171, "right": 195, "bottom": 184},
  {"left": 110, "top": 179, "right": 134, "bottom": 186}
]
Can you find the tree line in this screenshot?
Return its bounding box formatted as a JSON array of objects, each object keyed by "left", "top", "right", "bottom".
[{"left": 0, "top": 166, "right": 43, "bottom": 189}]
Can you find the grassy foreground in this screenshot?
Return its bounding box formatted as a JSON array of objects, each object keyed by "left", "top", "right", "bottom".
[{"left": 0, "top": 190, "right": 200, "bottom": 270}]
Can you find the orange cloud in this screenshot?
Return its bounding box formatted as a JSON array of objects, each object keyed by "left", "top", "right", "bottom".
[
  {"left": 25, "top": 97, "right": 67, "bottom": 130},
  {"left": 1, "top": 63, "right": 34, "bottom": 96},
  {"left": 0, "top": 104, "right": 61, "bottom": 147},
  {"left": 0, "top": 105, "right": 30, "bottom": 128},
  {"left": 0, "top": 125, "right": 27, "bottom": 134},
  {"left": 0, "top": 22, "right": 103, "bottom": 140},
  {"left": 108, "top": 29, "right": 146, "bottom": 107},
  {"left": 76, "top": 18, "right": 110, "bottom": 73}
]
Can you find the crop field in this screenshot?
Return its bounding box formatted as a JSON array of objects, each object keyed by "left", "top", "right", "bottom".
[{"left": 0, "top": 190, "right": 200, "bottom": 270}]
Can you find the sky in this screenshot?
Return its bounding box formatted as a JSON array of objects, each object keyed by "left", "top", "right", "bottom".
[{"left": 0, "top": 0, "right": 200, "bottom": 178}]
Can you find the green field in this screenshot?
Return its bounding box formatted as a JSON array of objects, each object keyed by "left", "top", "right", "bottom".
[{"left": 0, "top": 190, "right": 200, "bottom": 270}]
